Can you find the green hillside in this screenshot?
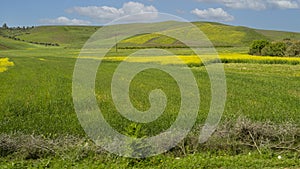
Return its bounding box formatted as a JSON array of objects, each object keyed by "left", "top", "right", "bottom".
[
  {"left": 0, "top": 26, "right": 100, "bottom": 49},
  {"left": 114, "top": 22, "right": 270, "bottom": 48},
  {"left": 0, "top": 36, "right": 37, "bottom": 50},
  {"left": 1, "top": 22, "right": 300, "bottom": 49},
  {"left": 14, "top": 26, "right": 100, "bottom": 48},
  {"left": 255, "top": 29, "right": 300, "bottom": 41}
]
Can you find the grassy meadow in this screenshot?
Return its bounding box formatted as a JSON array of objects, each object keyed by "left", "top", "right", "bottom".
[{"left": 0, "top": 22, "right": 300, "bottom": 168}]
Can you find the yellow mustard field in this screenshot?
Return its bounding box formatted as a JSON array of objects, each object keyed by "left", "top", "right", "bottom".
[
  {"left": 0, "top": 58, "right": 14, "bottom": 72},
  {"left": 219, "top": 54, "right": 300, "bottom": 65},
  {"left": 101, "top": 53, "right": 300, "bottom": 66}
]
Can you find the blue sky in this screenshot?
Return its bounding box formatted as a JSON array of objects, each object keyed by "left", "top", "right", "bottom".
[{"left": 0, "top": 0, "right": 300, "bottom": 32}]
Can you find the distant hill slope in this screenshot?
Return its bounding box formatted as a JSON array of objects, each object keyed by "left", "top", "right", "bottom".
[
  {"left": 13, "top": 26, "right": 100, "bottom": 48},
  {"left": 254, "top": 29, "right": 300, "bottom": 41},
  {"left": 0, "top": 36, "right": 37, "bottom": 50},
  {"left": 1, "top": 22, "right": 300, "bottom": 49}
]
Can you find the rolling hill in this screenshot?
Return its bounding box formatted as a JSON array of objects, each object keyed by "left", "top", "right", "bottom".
[
  {"left": 0, "top": 21, "right": 300, "bottom": 49},
  {"left": 0, "top": 26, "right": 100, "bottom": 49},
  {"left": 0, "top": 36, "right": 37, "bottom": 50}
]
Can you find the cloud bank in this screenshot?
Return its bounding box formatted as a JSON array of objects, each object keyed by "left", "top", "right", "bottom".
[
  {"left": 67, "top": 1, "right": 158, "bottom": 22},
  {"left": 196, "top": 0, "right": 299, "bottom": 10},
  {"left": 40, "top": 17, "right": 91, "bottom": 25},
  {"left": 191, "top": 8, "right": 234, "bottom": 21}
]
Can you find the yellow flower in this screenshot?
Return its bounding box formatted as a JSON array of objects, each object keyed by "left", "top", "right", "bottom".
[
  {"left": 93, "top": 53, "right": 300, "bottom": 66},
  {"left": 0, "top": 58, "right": 14, "bottom": 73}
]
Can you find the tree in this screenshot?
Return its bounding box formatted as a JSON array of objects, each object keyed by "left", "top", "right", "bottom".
[
  {"left": 2, "top": 23, "right": 8, "bottom": 29},
  {"left": 249, "top": 40, "right": 270, "bottom": 55},
  {"left": 261, "top": 42, "right": 286, "bottom": 56},
  {"left": 285, "top": 41, "right": 300, "bottom": 57}
]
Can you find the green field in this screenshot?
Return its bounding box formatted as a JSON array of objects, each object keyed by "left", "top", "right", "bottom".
[
  {"left": 0, "top": 22, "right": 300, "bottom": 168},
  {"left": 1, "top": 21, "right": 300, "bottom": 50}
]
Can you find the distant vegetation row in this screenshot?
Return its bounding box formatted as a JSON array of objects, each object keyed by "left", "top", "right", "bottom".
[
  {"left": 1, "top": 35, "right": 60, "bottom": 47},
  {"left": 0, "top": 23, "right": 59, "bottom": 47},
  {"left": 249, "top": 39, "right": 300, "bottom": 57}
]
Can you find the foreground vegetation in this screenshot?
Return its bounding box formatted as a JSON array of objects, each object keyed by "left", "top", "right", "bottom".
[
  {"left": 1, "top": 149, "right": 299, "bottom": 168},
  {"left": 0, "top": 117, "right": 299, "bottom": 168},
  {"left": 0, "top": 46, "right": 299, "bottom": 167},
  {"left": 1, "top": 48, "right": 300, "bottom": 134},
  {"left": 0, "top": 22, "right": 300, "bottom": 167}
]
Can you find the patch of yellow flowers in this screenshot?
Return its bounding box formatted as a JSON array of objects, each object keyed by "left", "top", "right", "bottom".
[
  {"left": 219, "top": 53, "right": 300, "bottom": 65},
  {"left": 102, "top": 53, "right": 300, "bottom": 66},
  {"left": 0, "top": 58, "right": 14, "bottom": 72}
]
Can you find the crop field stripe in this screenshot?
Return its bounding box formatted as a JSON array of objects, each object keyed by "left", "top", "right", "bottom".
[{"left": 81, "top": 54, "right": 300, "bottom": 65}]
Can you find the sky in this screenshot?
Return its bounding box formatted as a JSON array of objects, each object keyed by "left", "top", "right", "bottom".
[{"left": 0, "top": 0, "right": 300, "bottom": 32}]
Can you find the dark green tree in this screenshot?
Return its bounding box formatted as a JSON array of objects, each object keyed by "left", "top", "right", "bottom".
[
  {"left": 249, "top": 40, "right": 270, "bottom": 55},
  {"left": 2, "top": 23, "right": 8, "bottom": 29},
  {"left": 261, "top": 42, "right": 286, "bottom": 56},
  {"left": 285, "top": 41, "right": 300, "bottom": 57}
]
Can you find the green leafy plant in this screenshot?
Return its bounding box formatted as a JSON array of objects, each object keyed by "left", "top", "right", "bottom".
[
  {"left": 285, "top": 41, "right": 300, "bottom": 57},
  {"left": 123, "top": 123, "right": 152, "bottom": 158},
  {"left": 249, "top": 40, "right": 270, "bottom": 55},
  {"left": 261, "top": 41, "right": 286, "bottom": 56}
]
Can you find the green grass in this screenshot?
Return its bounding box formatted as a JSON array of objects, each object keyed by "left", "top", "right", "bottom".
[
  {"left": 0, "top": 49, "right": 299, "bottom": 167},
  {"left": 1, "top": 23, "right": 300, "bottom": 167},
  {"left": 118, "top": 22, "right": 269, "bottom": 47},
  {"left": 14, "top": 26, "right": 99, "bottom": 48},
  {"left": 193, "top": 22, "right": 267, "bottom": 46},
  {"left": 2, "top": 21, "right": 300, "bottom": 50},
  {"left": 0, "top": 49, "right": 299, "bottom": 136},
  {"left": 255, "top": 29, "right": 300, "bottom": 41},
  {"left": 0, "top": 55, "right": 82, "bottom": 135},
  {"left": 0, "top": 36, "right": 38, "bottom": 50},
  {"left": 1, "top": 151, "right": 299, "bottom": 169},
  {"left": 123, "top": 33, "right": 162, "bottom": 44}
]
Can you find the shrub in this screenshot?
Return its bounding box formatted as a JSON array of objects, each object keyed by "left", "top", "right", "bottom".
[
  {"left": 285, "top": 41, "right": 300, "bottom": 57},
  {"left": 261, "top": 42, "right": 286, "bottom": 56},
  {"left": 249, "top": 40, "right": 270, "bottom": 55},
  {"left": 250, "top": 39, "right": 300, "bottom": 57}
]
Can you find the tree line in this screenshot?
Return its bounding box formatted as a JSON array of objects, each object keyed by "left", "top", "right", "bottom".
[
  {"left": 2, "top": 23, "right": 34, "bottom": 30},
  {"left": 1, "top": 23, "right": 59, "bottom": 47},
  {"left": 249, "top": 39, "right": 300, "bottom": 57}
]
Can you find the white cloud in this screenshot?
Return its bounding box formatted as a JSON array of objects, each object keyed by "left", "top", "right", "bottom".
[
  {"left": 40, "top": 16, "right": 91, "bottom": 25},
  {"left": 67, "top": 1, "right": 158, "bottom": 22},
  {"left": 268, "top": 0, "right": 299, "bottom": 9},
  {"left": 196, "top": 0, "right": 299, "bottom": 10},
  {"left": 191, "top": 8, "right": 234, "bottom": 21}
]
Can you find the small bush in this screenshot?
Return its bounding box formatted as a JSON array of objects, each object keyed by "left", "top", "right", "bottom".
[
  {"left": 250, "top": 39, "right": 300, "bottom": 57},
  {"left": 249, "top": 40, "right": 270, "bottom": 55},
  {"left": 285, "top": 41, "right": 300, "bottom": 57},
  {"left": 261, "top": 42, "right": 286, "bottom": 56}
]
